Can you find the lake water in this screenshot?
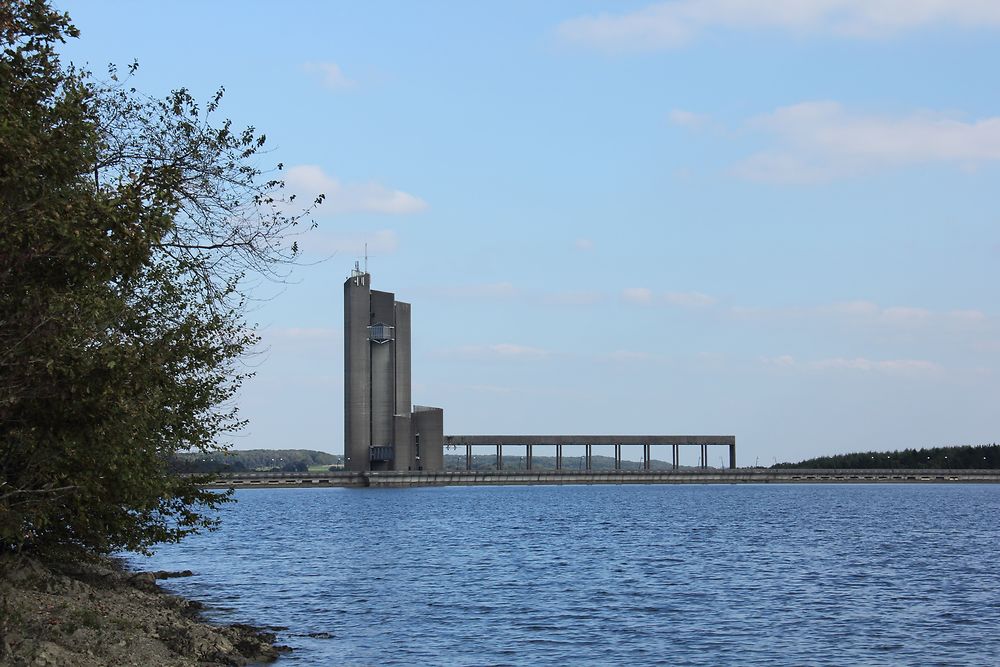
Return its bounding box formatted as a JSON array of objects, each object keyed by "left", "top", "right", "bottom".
[{"left": 136, "top": 484, "right": 1000, "bottom": 665}]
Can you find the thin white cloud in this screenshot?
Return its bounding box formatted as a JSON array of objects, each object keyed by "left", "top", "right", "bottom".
[
  {"left": 558, "top": 1, "right": 1000, "bottom": 51},
  {"left": 763, "top": 354, "right": 941, "bottom": 374},
  {"left": 664, "top": 291, "right": 716, "bottom": 307},
  {"left": 761, "top": 354, "right": 796, "bottom": 368},
  {"left": 949, "top": 309, "right": 987, "bottom": 323},
  {"left": 574, "top": 238, "right": 596, "bottom": 251},
  {"left": 437, "top": 282, "right": 519, "bottom": 300},
  {"left": 622, "top": 287, "right": 655, "bottom": 304},
  {"left": 818, "top": 300, "right": 880, "bottom": 317},
  {"left": 881, "top": 306, "right": 932, "bottom": 324},
  {"left": 430, "top": 284, "right": 605, "bottom": 306},
  {"left": 303, "top": 62, "right": 355, "bottom": 90},
  {"left": 301, "top": 229, "right": 399, "bottom": 256},
  {"left": 543, "top": 290, "right": 605, "bottom": 306},
  {"left": 622, "top": 288, "right": 716, "bottom": 307},
  {"left": 451, "top": 343, "right": 551, "bottom": 361},
  {"left": 733, "top": 102, "right": 1000, "bottom": 183},
  {"left": 668, "top": 109, "right": 708, "bottom": 128},
  {"left": 809, "top": 357, "right": 942, "bottom": 374},
  {"left": 734, "top": 300, "right": 980, "bottom": 329},
  {"left": 607, "top": 349, "right": 669, "bottom": 364},
  {"left": 285, "top": 165, "right": 427, "bottom": 215}
]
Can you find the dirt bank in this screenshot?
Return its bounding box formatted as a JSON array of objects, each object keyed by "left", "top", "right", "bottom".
[{"left": 0, "top": 555, "right": 287, "bottom": 666}]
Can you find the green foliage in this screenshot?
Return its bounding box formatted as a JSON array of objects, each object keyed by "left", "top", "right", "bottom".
[
  {"left": 773, "top": 444, "right": 1000, "bottom": 469},
  {"left": 172, "top": 449, "right": 339, "bottom": 473},
  {"left": 0, "top": 1, "right": 318, "bottom": 556}
]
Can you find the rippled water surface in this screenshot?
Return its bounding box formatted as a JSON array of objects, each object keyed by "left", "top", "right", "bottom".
[{"left": 136, "top": 485, "right": 1000, "bottom": 665}]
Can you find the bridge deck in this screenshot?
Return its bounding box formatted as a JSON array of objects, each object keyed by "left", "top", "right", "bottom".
[
  {"left": 444, "top": 435, "right": 734, "bottom": 446},
  {"left": 443, "top": 435, "right": 737, "bottom": 470}
]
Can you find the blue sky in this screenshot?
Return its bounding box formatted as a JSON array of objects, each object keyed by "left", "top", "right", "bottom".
[{"left": 58, "top": 1, "right": 999, "bottom": 465}]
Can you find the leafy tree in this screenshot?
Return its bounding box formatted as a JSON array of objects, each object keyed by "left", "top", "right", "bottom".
[
  {"left": 0, "top": 0, "right": 318, "bottom": 556},
  {"left": 172, "top": 449, "right": 339, "bottom": 472}
]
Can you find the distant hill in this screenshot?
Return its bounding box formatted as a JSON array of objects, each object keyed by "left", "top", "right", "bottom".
[
  {"left": 173, "top": 449, "right": 340, "bottom": 473},
  {"left": 773, "top": 444, "right": 1000, "bottom": 469}
]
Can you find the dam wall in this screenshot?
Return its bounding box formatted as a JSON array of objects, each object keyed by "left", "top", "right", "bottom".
[{"left": 203, "top": 468, "right": 1000, "bottom": 489}]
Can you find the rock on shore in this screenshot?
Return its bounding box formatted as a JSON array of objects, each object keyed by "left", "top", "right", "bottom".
[{"left": 0, "top": 556, "right": 287, "bottom": 666}]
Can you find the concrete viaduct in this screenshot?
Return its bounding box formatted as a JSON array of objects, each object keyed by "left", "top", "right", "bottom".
[{"left": 442, "top": 435, "right": 736, "bottom": 471}]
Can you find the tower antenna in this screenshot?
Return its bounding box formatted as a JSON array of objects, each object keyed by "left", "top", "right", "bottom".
[{"left": 364, "top": 243, "right": 368, "bottom": 275}]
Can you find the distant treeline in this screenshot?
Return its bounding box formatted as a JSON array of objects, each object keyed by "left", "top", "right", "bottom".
[
  {"left": 773, "top": 444, "right": 1000, "bottom": 469},
  {"left": 172, "top": 449, "right": 340, "bottom": 473}
]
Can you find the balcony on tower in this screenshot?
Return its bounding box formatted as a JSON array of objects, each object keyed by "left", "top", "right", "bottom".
[{"left": 367, "top": 323, "right": 394, "bottom": 344}]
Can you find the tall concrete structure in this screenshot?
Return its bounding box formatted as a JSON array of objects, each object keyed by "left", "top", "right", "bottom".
[{"left": 344, "top": 267, "right": 444, "bottom": 471}]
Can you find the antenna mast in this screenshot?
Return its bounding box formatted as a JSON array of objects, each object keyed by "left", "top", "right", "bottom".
[{"left": 364, "top": 242, "right": 368, "bottom": 275}]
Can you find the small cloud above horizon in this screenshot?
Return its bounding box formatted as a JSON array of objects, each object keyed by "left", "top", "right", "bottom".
[
  {"left": 444, "top": 343, "right": 551, "bottom": 362},
  {"left": 622, "top": 288, "right": 717, "bottom": 307},
  {"left": 557, "top": 1, "right": 1000, "bottom": 52},
  {"left": 668, "top": 109, "right": 709, "bottom": 128},
  {"left": 433, "top": 282, "right": 519, "bottom": 300},
  {"left": 727, "top": 102, "right": 1000, "bottom": 183},
  {"left": 664, "top": 291, "right": 716, "bottom": 307},
  {"left": 302, "top": 62, "right": 356, "bottom": 90},
  {"left": 300, "top": 229, "right": 399, "bottom": 257},
  {"left": 733, "top": 299, "right": 990, "bottom": 331},
  {"left": 622, "top": 287, "right": 655, "bottom": 304},
  {"left": 542, "top": 290, "right": 606, "bottom": 306},
  {"left": 762, "top": 354, "right": 942, "bottom": 375},
  {"left": 284, "top": 165, "right": 427, "bottom": 215},
  {"left": 607, "top": 349, "right": 666, "bottom": 364}
]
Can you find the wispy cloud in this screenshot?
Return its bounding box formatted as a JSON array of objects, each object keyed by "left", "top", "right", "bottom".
[
  {"left": 428, "top": 283, "right": 606, "bottom": 306},
  {"left": 301, "top": 229, "right": 399, "bottom": 256},
  {"left": 664, "top": 291, "right": 716, "bottom": 307},
  {"left": 448, "top": 343, "right": 551, "bottom": 361},
  {"left": 762, "top": 354, "right": 942, "bottom": 375},
  {"left": 606, "top": 349, "right": 671, "bottom": 364},
  {"left": 542, "top": 290, "right": 606, "bottom": 306},
  {"left": 622, "top": 287, "right": 655, "bottom": 304},
  {"left": 811, "top": 357, "right": 941, "bottom": 373},
  {"left": 558, "top": 1, "right": 1000, "bottom": 51},
  {"left": 285, "top": 165, "right": 428, "bottom": 215},
  {"left": 732, "top": 102, "right": 1000, "bottom": 183},
  {"left": 623, "top": 288, "right": 717, "bottom": 307},
  {"left": 668, "top": 109, "right": 709, "bottom": 128},
  {"left": 303, "top": 62, "right": 355, "bottom": 90},
  {"left": 734, "top": 300, "right": 986, "bottom": 330},
  {"left": 435, "top": 282, "right": 519, "bottom": 300},
  {"left": 574, "top": 238, "right": 596, "bottom": 251}
]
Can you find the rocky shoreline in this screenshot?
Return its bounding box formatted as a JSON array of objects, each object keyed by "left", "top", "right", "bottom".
[{"left": 0, "top": 555, "right": 287, "bottom": 666}]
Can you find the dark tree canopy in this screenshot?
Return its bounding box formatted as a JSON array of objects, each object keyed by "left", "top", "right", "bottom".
[
  {"left": 0, "top": 0, "right": 319, "bottom": 556},
  {"left": 772, "top": 444, "right": 1000, "bottom": 470}
]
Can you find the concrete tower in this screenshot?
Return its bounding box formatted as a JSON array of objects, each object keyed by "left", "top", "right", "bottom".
[{"left": 343, "top": 267, "right": 443, "bottom": 471}]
